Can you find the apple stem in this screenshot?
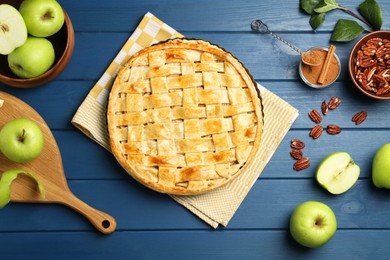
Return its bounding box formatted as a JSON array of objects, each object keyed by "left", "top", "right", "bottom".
[
  {"left": 43, "top": 12, "right": 54, "bottom": 20},
  {"left": 18, "top": 129, "right": 26, "bottom": 143}
]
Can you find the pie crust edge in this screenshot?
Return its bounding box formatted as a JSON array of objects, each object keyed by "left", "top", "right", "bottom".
[{"left": 107, "top": 38, "right": 263, "bottom": 195}]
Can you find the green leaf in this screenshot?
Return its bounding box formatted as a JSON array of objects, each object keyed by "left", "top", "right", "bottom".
[
  {"left": 330, "top": 19, "right": 365, "bottom": 42},
  {"left": 314, "top": 0, "right": 339, "bottom": 13},
  {"left": 358, "top": 0, "right": 383, "bottom": 30},
  {"left": 324, "top": 0, "right": 338, "bottom": 5},
  {"left": 309, "top": 13, "right": 326, "bottom": 30},
  {"left": 0, "top": 169, "right": 45, "bottom": 209},
  {"left": 300, "top": 0, "right": 322, "bottom": 14}
]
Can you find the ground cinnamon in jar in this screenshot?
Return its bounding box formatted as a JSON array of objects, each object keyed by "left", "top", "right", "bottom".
[
  {"left": 302, "top": 51, "right": 322, "bottom": 65},
  {"left": 301, "top": 49, "right": 340, "bottom": 86}
]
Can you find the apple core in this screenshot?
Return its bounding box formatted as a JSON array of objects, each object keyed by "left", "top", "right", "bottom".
[
  {"left": 0, "top": 4, "right": 28, "bottom": 55},
  {"left": 316, "top": 152, "right": 360, "bottom": 194},
  {"left": 1, "top": 24, "right": 9, "bottom": 33}
]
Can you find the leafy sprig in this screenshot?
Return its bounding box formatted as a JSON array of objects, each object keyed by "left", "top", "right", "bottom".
[{"left": 300, "top": 0, "right": 383, "bottom": 42}]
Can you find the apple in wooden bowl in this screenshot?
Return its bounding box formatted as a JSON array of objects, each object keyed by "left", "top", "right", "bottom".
[{"left": 0, "top": 0, "right": 74, "bottom": 88}]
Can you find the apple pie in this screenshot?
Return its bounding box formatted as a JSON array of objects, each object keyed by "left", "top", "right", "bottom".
[{"left": 107, "top": 38, "right": 263, "bottom": 195}]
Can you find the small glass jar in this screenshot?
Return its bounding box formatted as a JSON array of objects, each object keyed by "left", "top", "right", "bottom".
[{"left": 299, "top": 46, "right": 341, "bottom": 89}]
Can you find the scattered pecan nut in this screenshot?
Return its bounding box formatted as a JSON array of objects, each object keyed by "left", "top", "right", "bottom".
[
  {"left": 308, "top": 109, "right": 322, "bottom": 123},
  {"left": 290, "top": 149, "right": 303, "bottom": 160},
  {"left": 309, "top": 125, "right": 323, "bottom": 139},
  {"left": 327, "top": 124, "right": 341, "bottom": 135},
  {"left": 328, "top": 96, "right": 341, "bottom": 110},
  {"left": 290, "top": 139, "right": 305, "bottom": 149},
  {"left": 293, "top": 157, "right": 310, "bottom": 171},
  {"left": 352, "top": 111, "right": 368, "bottom": 125},
  {"left": 321, "top": 100, "right": 328, "bottom": 115}
]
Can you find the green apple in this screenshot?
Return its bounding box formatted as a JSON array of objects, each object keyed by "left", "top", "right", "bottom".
[
  {"left": 372, "top": 143, "right": 390, "bottom": 188},
  {"left": 290, "top": 201, "right": 337, "bottom": 248},
  {"left": 0, "top": 118, "right": 44, "bottom": 163},
  {"left": 19, "top": 0, "right": 64, "bottom": 37},
  {"left": 0, "top": 4, "right": 28, "bottom": 55},
  {"left": 316, "top": 152, "right": 360, "bottom": 195},
  {"left": 8, "top": 36, "right": 55, "bottom": 78}
]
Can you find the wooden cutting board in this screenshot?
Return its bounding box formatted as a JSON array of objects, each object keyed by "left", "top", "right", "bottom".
[{"left": 0, "top": 91, "right": 116, "bottom": 234}]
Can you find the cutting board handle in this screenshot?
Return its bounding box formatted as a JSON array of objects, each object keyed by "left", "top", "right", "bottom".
[{"left": 59, "top": 192, "right": 117, "bottom": 234}]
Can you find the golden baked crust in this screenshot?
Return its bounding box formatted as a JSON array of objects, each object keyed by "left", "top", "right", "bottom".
[{"left": 107, "top": 38, "right": 263, "bottom": 195}]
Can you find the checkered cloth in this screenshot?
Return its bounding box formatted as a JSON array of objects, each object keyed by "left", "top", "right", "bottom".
[{"left": 72, "top": 12, "right": 299, "bottom": 228}]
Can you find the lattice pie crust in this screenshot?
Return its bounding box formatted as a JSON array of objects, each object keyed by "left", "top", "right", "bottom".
[{"left": 107, "top": 38, "right": 263, "bottom": 195}]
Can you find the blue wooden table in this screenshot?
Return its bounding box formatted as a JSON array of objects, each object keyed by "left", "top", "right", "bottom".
[{"left": 1, "top": 0, "right": 390, "bottom": 258}]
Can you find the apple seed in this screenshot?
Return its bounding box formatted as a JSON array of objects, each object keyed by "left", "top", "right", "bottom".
[{"left": 1, "top": 24, "right": 9, "bottom": 33}]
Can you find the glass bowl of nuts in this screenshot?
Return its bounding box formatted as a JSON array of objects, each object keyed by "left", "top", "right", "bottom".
[{"left": 348, "top": 30, "right": 390, "bottom": 100}]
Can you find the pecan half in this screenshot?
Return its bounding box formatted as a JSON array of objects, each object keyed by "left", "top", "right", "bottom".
[
  {"left": 328, "top": 96, "right": 341, "bottom": 110},
  {"left": 308, "top": 109, "right": 322, "bottom": 123},
  {"left": 309, "top": 125, "right": 323, "bottom": 139},
  {"left": 321, "top": 100, "right": 328, "bottom": 115},
  {"left": 290, "top": 149, "right": 303, "bottom": 160},
  {"left": 376, "top": 83, "right": 390, "bottom": 95},
  {"left": 352, "top": 111, "right": 368, "bottom": 125},
  {"left": 293, "top": 157, "right": 310, "bottom": 171},
  {"left": 367, "top": 67, "right": 376, "bottom": 81},
  {"left": 290, "top": 139, "right": 305, "bottom": 149},
  {"left": 327, "top": 124, "right": 341, "bottom": 135}
]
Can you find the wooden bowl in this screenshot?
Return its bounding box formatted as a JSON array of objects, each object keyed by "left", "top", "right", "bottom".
[
  {"left": 0, "top": 0, "right": 74, "bottom": 88},
  {"left": 348, "top": 30, "right": 390, "bottom": 100}
]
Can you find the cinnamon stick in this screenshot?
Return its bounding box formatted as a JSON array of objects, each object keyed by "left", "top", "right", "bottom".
[{"left": 317, "top": 45, "right": 336, "bottom": 84}]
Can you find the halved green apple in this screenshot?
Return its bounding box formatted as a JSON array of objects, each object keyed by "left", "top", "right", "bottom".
[
  {"left": 316, "top": 152, "right": 360, "bottom": 195},
  {"left": 0, "top": 4, "right": 28, "bottom": 55}
]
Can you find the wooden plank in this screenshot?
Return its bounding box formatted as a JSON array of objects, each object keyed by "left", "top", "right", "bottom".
[
  {"left": 263, "top": 81, "right": 384, "bottom": 129},
  {"left": 2, "top": 78, "right": 386, "bottom": 131},
  {"left": 0, "top": 179, "right": 205, "bottom": 232},
  {"left": 0, "top": 83, "right": 91, "bottom": 130},
  {"left": 0, "top": 179, "right": 390, "bottom": 231},
  {"left": 1, "top": 230, "right": 390, "bottom": 259},
  {"left": 52, "top": 129, "right": 386, "bottom": 180},
  {"left": 0, "top": 31, "right": 356, "bottom": 83},
  {"left": 0, "top": 31, "right": 364, "bottom": 83},
  {"left": 24, "top": 32, "right": 354, "bottom": 81},
  {"left": 266, "top": 129, "right": 386, "bottom": 179},
  {"left": 59, "top": 0, "right": 390, "bottom": 32}
]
